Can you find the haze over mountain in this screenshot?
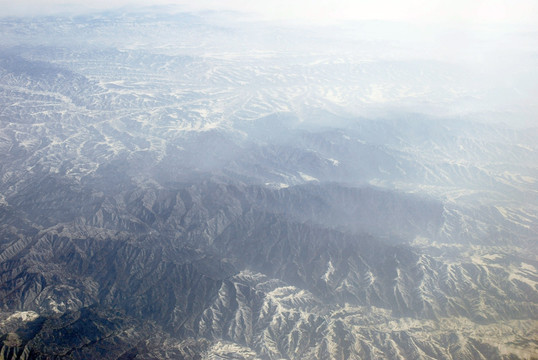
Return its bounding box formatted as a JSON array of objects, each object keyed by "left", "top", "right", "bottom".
[{"left": 0, "top": 5, "right": 537, "bottom": 360}]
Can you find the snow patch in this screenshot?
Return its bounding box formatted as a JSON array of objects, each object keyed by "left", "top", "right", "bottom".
[
  {"left": 6, "top": 311, "right": 39, "bottom": 322},
  {"left": 298, "top": 172, "right": 318, "bottom": 182},
  {"left": 509, "top": 263, "right": 538, "bottom": 289},
  {"left": 322, "top": 261, "right": 335, "bottom": 282},
  {"left": 265, "top": 182, "right": 289, "bottom": 189},
  {"left": 327, "top": 158, "right": 339, "bottom": 166},
  {"left": 204, "top": 341, "right": 259, "bottom": 359},
  {"left": 0, "top": 193, "right": 7, "bottom": 206},
  {"left": 482, "top": 254, "right": 502, "bottom": 261}
]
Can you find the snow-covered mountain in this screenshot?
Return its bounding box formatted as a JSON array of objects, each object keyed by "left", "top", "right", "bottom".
[{"left": 0, "top": 8, "right": 536, "bottom": 359}]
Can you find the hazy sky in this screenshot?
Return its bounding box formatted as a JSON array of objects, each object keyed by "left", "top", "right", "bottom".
[{"left": 2, "top": 0, "right": 538, "bottom": 26}]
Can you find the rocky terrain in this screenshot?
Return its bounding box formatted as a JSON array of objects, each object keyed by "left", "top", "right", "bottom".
[{"left": 0, "top": 8, "right": 537, "bottom": 359}]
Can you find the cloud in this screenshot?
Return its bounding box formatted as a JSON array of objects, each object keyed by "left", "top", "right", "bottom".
[
  {"left": 180, "top": 0, "right": 538, "bottom": 25},
  {"left": 1, "top": 0, "right": 537, "bottom": 26}
]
